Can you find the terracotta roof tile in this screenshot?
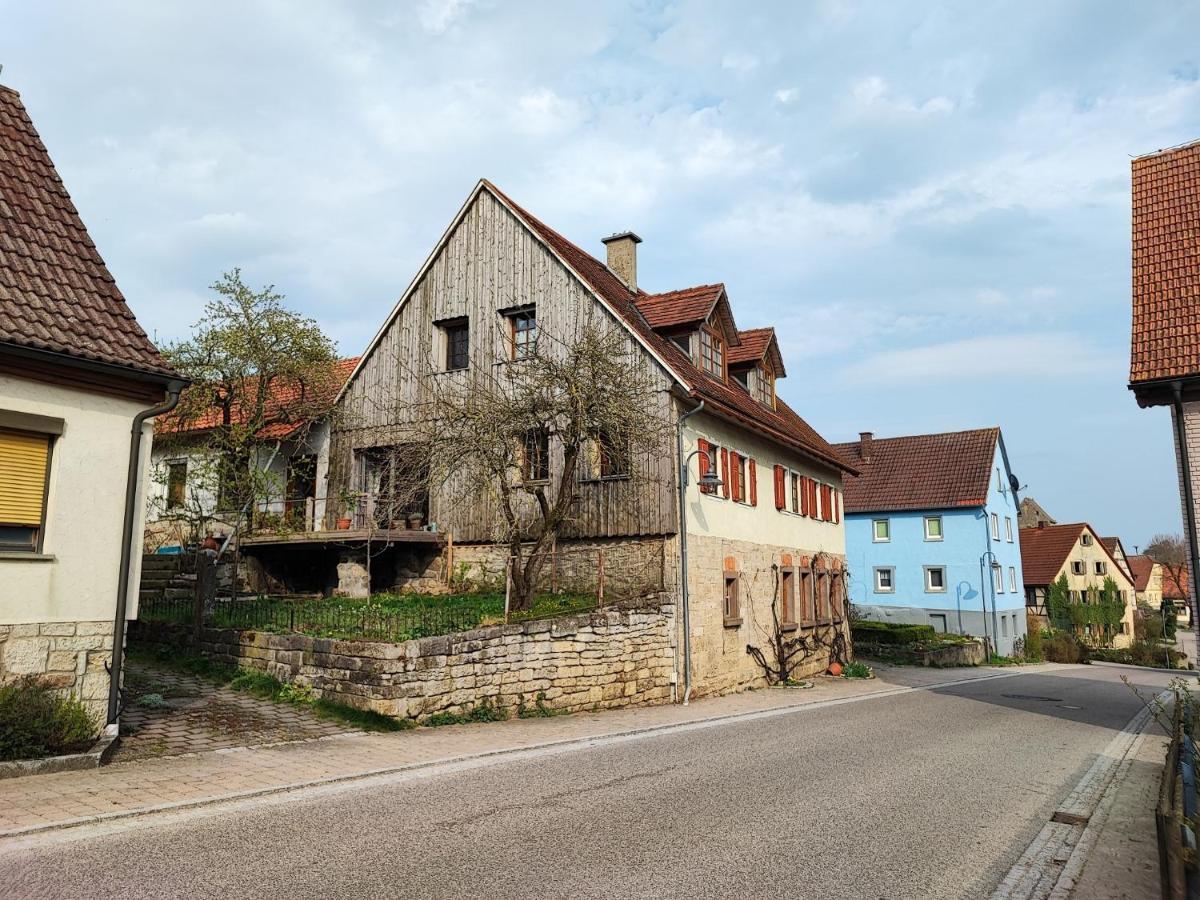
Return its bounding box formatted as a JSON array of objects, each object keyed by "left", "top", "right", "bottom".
[
  {"left": 482, "top": 182, "right": 853, "bottom": 475},
  {"left": 636, "top": 284, "right": 724, "bottom": 330},
  {"left": 1018, "top": 523, "right": 1131, "bottom": 587},
  {"left": 0, "top": 86, "right": 177, "bottom": 379},
  {"left": 1126, "top": 554, "right": 1155, "bottom": 592},
  {"left": 831, "top": 428, "right": 998, "bottom": 513},
  {"left": 1130, "top": 139, "right": 1200, "bottom": 385},
  {"left": 1163, "top": 564, "right": 1190, "bottom": 600}
]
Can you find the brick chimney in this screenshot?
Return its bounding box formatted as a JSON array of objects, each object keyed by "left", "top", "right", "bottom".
[
  {"left": 602, "top": 231, "right": 642, "bottom": 292},
  {"left": 859, "top": 431, "right": 873, "bottom": 461}
]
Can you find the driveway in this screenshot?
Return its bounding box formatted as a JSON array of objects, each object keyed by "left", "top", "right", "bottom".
[{"left": 0, "top": 663, "right": 1176, "bottom": 899}]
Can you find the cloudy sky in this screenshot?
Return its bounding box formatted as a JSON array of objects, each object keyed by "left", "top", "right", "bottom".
[{"left": 5, "top": 1, "right": 1200, "bottom": 547}]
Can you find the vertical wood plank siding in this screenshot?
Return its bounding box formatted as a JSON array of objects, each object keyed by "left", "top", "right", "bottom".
[{"left": 330, "top": 191, "right": 679, "bottom": 542}]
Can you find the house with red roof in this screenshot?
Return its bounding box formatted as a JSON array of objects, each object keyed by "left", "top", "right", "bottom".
[
  {"left": 0, "top": 85, "right": 184, "bottom": 727},
  {"left": 1128, "top": 137, "right": 1200, "bottom": 628},
  {"left": 1019, "top": 523, "right": 1136, "bottom": 647},
  {"left": 319, "top": 180, "right": 855, "bottom": 698},
  {"left": 144, "top": 357, "right": 358, "bottom": 551},
  {"left": 832, "top": 428, "right": 1027, "bottom": 656}
]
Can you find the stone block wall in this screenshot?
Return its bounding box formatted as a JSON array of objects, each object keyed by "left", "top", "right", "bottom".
[
  {"left": 681, "top": 533, "right": 850, "bottom": 697},
  {"left": 131, "top": 598, "right": 677, "bottom": 720},
  {"left": 0, "top": 620, "right": 114, "bottom": 725}
]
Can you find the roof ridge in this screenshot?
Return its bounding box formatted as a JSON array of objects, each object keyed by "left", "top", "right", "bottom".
[
  {"left": 1132, "top": 136, "right": 1200, "bottom": 162},
  {"left": 833, "top": 426, "right": 1000, "bottom": 446},
  {"left": 642, "top": 282, "right": 725, "bottom": 298}
]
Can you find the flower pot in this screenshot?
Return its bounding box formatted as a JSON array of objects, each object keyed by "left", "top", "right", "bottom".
[
  {"left": 336, "top": 518, "right": 352, "bottom": 530},
  {"left": 407, "top": 514, "right": 424, "bottom": 530},
  {"left": 827, "top": 661, "right": 843, "bottom": 677}
]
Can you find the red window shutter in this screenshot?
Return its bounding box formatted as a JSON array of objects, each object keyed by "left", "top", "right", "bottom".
[
  {"left": 721, "top": 447, "right": 730, "bottom": 499},
  {"left": 773, "top": 465, "right": 786, "bottom": 510},
  {"left": 809, "top": 479, "right": 818, "bottom": 518},
  {"left": 799, "top": 476, "right": 808, "bottom": 516},
  {"left": 730, "top": 452, "right": 741, "bottom": 501},
  {"left": 749, "top": 459, "right": 758, "bottom": 506},
  {"left": 820, "top": 485, "right": 831, "bottom": 522},
  {"left": 697, "top": 439, "right": 711, "bottom": 493},
  {"left": 833, "top": 489, "right": 841, "bottom": 524}
]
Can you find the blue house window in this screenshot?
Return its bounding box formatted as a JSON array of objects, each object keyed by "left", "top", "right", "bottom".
[
  {"left": 874, "top": 567, "right": 894, "bottom": 593},
  {"left": 924, "top": 516, "right": 943, "bottom": 541},
  {"left": 872, "top": 519, "right": 890, "bottom": 542},
  {"left": 924, "top": 566, "right": 946, "bottom": 592}
]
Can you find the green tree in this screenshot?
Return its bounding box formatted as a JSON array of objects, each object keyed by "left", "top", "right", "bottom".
[{"left": 1047, "top": 573, "right": 1071, "bottom": 630}]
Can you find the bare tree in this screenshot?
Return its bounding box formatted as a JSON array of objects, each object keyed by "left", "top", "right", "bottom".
[
  {"left": 368, "top": 318, "right": 671, "bottom": 611},
  {"left": 1145, "top": 532, "right": 1192, "bottom": 619}
]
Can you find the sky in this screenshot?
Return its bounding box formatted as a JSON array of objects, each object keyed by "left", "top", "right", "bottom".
[{"left": 4, "top": 1, "right": 1200, "bottom": 549}]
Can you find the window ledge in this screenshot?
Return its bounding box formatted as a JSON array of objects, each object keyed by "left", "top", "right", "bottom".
[
  {"left": 579, "top": 475, "right": 632, "bottom": 484},
  {"left": 723, "top": 617, "right": 743, "bottom": 628},
  {"left": 0, "top": 551, "right": 55, "bottom": 562},
  {"left": 780, "top": 621, "right": 798, "bottom": 633}
]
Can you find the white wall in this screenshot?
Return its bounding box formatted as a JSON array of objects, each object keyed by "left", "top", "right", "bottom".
[
  {"left": 682, "top": 411, "right": 845, "bottom": 555},
  {"left": 0, "top": 373, "right": 153, "bottom": 624}
]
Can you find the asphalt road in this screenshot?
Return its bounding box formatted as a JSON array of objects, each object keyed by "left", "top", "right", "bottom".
[{"left": 0, "top": 665, "right": 1179, "bottom": 900}]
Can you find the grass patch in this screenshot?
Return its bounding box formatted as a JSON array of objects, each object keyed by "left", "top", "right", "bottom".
[
  {"left": 312, "top": 699, "right": 414, "bottom": 732},
  {"left": 0, "top": 676, "right": 97, "bottom": 761},
  {"left": 987, "top": 654, "right": 1021, "bottom": 667},
  {"left": 841, "top": 661, "right": 874, "bottom": 679},
  {"left": 423, "top": 699, "right": 509, "bottom": 727},
  {"left": 229, "top": 670, "right": 284, "bottom": 699},
  {"left": 517, "top": 691, "right": 564, "bottom": 718}
]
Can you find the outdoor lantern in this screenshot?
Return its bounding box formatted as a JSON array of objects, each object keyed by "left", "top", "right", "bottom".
[{"left": 698, "top": 469, "right": 723, "bottom": 491}]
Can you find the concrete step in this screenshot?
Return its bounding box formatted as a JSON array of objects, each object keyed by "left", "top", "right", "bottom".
[
  {"left": 162, "top": 588, "right": 193, "bottom": 600},
  {"left": 141, "top": 556, "right": 183, "bottom": 573},
  {"left": 139, "top": 574, "right": 174, "bottom": 587}
]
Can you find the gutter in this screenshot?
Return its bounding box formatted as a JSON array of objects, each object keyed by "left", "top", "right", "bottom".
[
  {"left": 675, "top": 399, "right": 706, "bottom": 705},
  {"left": 107, "top": 380, "right": 187, "bottom": 726},
  {"left": 1171, "top": 382, "right": 1200, "bottom": 648}
]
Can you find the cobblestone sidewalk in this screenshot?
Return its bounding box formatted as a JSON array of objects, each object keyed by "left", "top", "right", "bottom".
[
  {"left": 118, "top": 662, "right": 355, "bottom": 761},
  {"left": 0, "top": 662, "right": 1034, "bottom": 839}
]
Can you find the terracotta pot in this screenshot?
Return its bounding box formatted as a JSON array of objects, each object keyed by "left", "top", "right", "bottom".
[
  {"left": 336, "top": 517, "right": 352, "bottom": 530},
  {"left": 827, "top": 661, "right": 843, "bottom": 677},
  {"left": 407, "top": 514, "right": 424, "bottom": 530}
]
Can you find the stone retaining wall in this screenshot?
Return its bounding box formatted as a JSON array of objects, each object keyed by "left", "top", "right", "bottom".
[
  {"left": 0, "top": 621, "right": 114, "bottom": 724},
  {"left": 130, "top": 598, "right": 677, "bottom": 720}
]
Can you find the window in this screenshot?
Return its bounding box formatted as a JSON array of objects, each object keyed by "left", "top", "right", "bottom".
[
  {"left": 924, "top": 516, "right": 943, "bottom": 541},
  {"left": 873, "top": 519, "right": 890, "bottom": 542},
  {"left": 669, "top": 333, "right": 691, "bottom": 356},
  {"left": 990, "top": 513, "right": 999, "bottom": 540},
  {"left": 732, "top": 369, "right": 749, "bottom": 390},
  {"left": 723, "top": 572, "right": 741, "bottom": 625},
  {"left": 799, "top": 570, "right": 815, "bottom": 624},
  {"left": 507, "top": 307, "right": 537, "bottom": 360},
  {"left": 522, "top": 429, "right": 549, "bottom": 482},
  {"left": 816, "top": 569, "right": 831, "bottom": 621},
  {"left": 1071, "top": 561, "right": 1085, "bottom": 576},
  {"left": 166, "top": 461, "right": 187, "bottom": 510},
  {"left": 874, "top": 567, "right": 894, "bottom": 593},
  {"left": 1008, "top": 566, "right": 1017, "bottom": 593},
  {"left": 929, "top": 613, "right": 948, "bottom": 634},
  {"left": 924, "top": 566, "right": 947, "bottom": 592},
  {"left": 1001, "top": 615, "right": 1009, "bottom": 638},
  {"left": 780, "top": 567, "right": 796, "bottom": 626},
  {"left": 752, "top": 365, "right": 775, "bottom": 407},
  {"left": 993, "top": 564, "right": 1004, "bottom": 593},
  {"left": 0, "top": 426, "right": 54, "bottom": 553},
  {"left": 731, "top": 452, "right": 749, "bottom": 503},
  {"left": 441, "top": 318, "right": 469, "bottom": 371},
  {"left": 1094, "top": 561, "right": 1107, "bottom": 576},
  {"left": 595, "top": 431, "right": 629, "bottom": 479},
  {"left": 830, "top": 571, "right": 845, "bottom": 621},
  {"left": 791, "top": 472, "right": 800, "bottom": 514},
  {"left": 1080, "top": 533, "right": 1093, "bottom": 546},
  {"left": 1005, "top": 517, "right": 1014, "bottom": 542},
  {"left": 699, "top": 328, "right": 724, "bottom": 378}
]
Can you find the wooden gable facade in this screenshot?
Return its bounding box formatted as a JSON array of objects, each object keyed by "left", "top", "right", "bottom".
[{"left": 328, "top": 185, "right": 679, "bottom": 543}]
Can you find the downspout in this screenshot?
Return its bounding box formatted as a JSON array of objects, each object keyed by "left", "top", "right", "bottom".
[
  {"left": 107, "top": 381, "right": 186, "bottom": 727},
  {"left": 1172, "top": 381, "right": 1200, "bottom": 659},
  {"left": 676, "top": 399, "right": 706, "bottom": 705}
]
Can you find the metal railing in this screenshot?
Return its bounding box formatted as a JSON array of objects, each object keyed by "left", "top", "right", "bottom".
[{"left": 1158, "top": 694, "right": 1200, "bottom": 899}]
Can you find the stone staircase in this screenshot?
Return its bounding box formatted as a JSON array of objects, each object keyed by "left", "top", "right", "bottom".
[{"left": 139, "top": 553, "right": 196, "bottom": 606}]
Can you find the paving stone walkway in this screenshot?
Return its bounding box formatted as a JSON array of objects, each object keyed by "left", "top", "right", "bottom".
[
  {"left": 118, "top": 662, "right": 354, "bottom": 761},
  {"left": 0, "top": 661, "right": 1044, "bottom": 840}
]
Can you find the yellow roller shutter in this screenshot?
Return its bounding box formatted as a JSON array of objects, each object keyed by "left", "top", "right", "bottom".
[{"left": 0, "top": 429, "right": 50, "bottom": 526}]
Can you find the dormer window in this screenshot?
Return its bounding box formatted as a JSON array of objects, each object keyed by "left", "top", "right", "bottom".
[
  {"left": 752, "top": 365, "right": 775, "bottom": 407},
  {"left": 699, "top": 328, "right": 724, "bottom": 379},
  {"left": 669, "top": 333, "right": 691, "bottom": 356}
]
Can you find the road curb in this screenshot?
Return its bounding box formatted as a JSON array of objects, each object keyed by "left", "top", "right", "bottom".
[{"left": 0, "top": 668, "right": 1028, "bottom": 843}]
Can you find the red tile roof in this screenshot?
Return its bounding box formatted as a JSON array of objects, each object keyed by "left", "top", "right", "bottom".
[
  {"left": 1126, "top": 554, "right": 1156, "bottom": 592},
  {"left": 728, "top": 327, "right": 787, "bottom": 378},
  {"left": 159, "top": 357, "right": 357, "bottom": 439},
  {"left": 1163, "top": 564, "right": 1190, "bottom": 601},
  {"left": 0, "top": 86, "right": 177, "bottom": 379},
  {"left": 1129, "top": 139, "right": 1200, "bottom": 385},
  {"left": 482, "top": 182, "right": 854, "bottom": 475},
  {"left": 1018, "top": 523, "right": 1132, "bottom": 587},
  {"left": 636, "top": 284, "right": 724, "bottom": 329},
  {"left": 831, "top": 428, "right": 999, "bottom": 513}
]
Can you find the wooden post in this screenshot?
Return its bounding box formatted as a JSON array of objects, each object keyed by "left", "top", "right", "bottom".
[
  {"left": 445, "top": 532, "right": 455, "bottom": 587},
  {"left": 503, "top": 553, "right": 512, "bottom": 624},
  {"left": 597, "top": 549, "right": 605, "bottom": 606},
  {"left": 550, "top": 535, "right": 557, "bottom": 594}
]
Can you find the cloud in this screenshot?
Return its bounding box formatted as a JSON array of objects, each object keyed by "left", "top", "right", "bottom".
[
  {"left": 839, "top": 334, "right": 1111, "bottom": 385},
  {"left": 850, "top": 76, "right": 955, "bottom": 117}
]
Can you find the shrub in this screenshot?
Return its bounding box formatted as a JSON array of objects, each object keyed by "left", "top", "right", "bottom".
[
  {"left": 1023, "top": 616, "right": 1044, "bottom": 662},
  {"left": 851, "top": 620, "right": 937, "bottom": 646},
  {"left": 1092, "top": 641, "right": 1183, "bottom": 669},
  {"left": 841, "top": 661, "right": 873, "bottom": 678},
  {"left": 1042, "top": 631, "right": 1089, "bottom": 664},
  {"left": 0, "top": 676, "right": 97, "bottom": 761},
  {"left": 229, "top": 670, "right": 284, "bottom": 699}
]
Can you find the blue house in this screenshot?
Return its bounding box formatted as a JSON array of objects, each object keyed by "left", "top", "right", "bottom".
[{"left": 832, "top": 428, "right": 1027, "bottom": 656}]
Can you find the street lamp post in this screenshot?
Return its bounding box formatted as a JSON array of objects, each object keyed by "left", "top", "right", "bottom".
[
  {"left": 675, "top": 401, "right": 722, "bottom": 705},
  {"left": 955, "top": 581, "right": 978, "bottom": 636}
]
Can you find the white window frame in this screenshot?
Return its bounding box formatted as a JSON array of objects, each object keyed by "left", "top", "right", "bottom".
[
  {"left": 731, "top": 449, "right": 750, "bottom": 505},
  {"left": 990, "top": 512, "right": 999, "bottom": 541},
  {"left": 1005, "top": 517, "right": 1013, "bottom": 542},
  {"left": 872, "top": 519, "right": 890, "bottom": 543},
  {"left": 1081, "top": 533, "right": 1093, "bottom": 546},
  {"left": 924, "top": 565, "right": 947, "bottom": 593},
  {"left": 1008, "top": 566, "right": 1017, "bottom": 593},
  {"left": 1071, "top": 560, "right": 1085, "bottom": 576},
  {"left": 1094, "top": 561, "right": 1107, "bottom": 576},
  {"left": 874, "top": 567, "right": 895, "bottom": 593},
  {"left": 993, "top": 564, "right": 1004, "bottom": 593},
  {"left": 923, "top": 516, "right": 943, "bottom": 542}
]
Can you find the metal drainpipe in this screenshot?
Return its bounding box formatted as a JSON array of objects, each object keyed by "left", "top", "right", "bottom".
[
  {"left": 676, "top": 399, "right": 706, "bottom": 705},
  {"left": 1172, "top": 381, "right": 1200, "bottom": 659},
  {"left": 107, "top": 381, "right": 186, "bottom": 726}
]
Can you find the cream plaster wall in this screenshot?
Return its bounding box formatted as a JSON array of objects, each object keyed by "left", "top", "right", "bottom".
[
  {"left": 1051, "top": 526, "right": 1138, "bottom": 646},
  {"left": 0, "top": 373, "right": 153, "bottom": 625}
]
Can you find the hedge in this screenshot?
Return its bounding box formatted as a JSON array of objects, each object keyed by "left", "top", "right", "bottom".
[{"left": 851, "top": 620, "right": 937, "bottom": 646}]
